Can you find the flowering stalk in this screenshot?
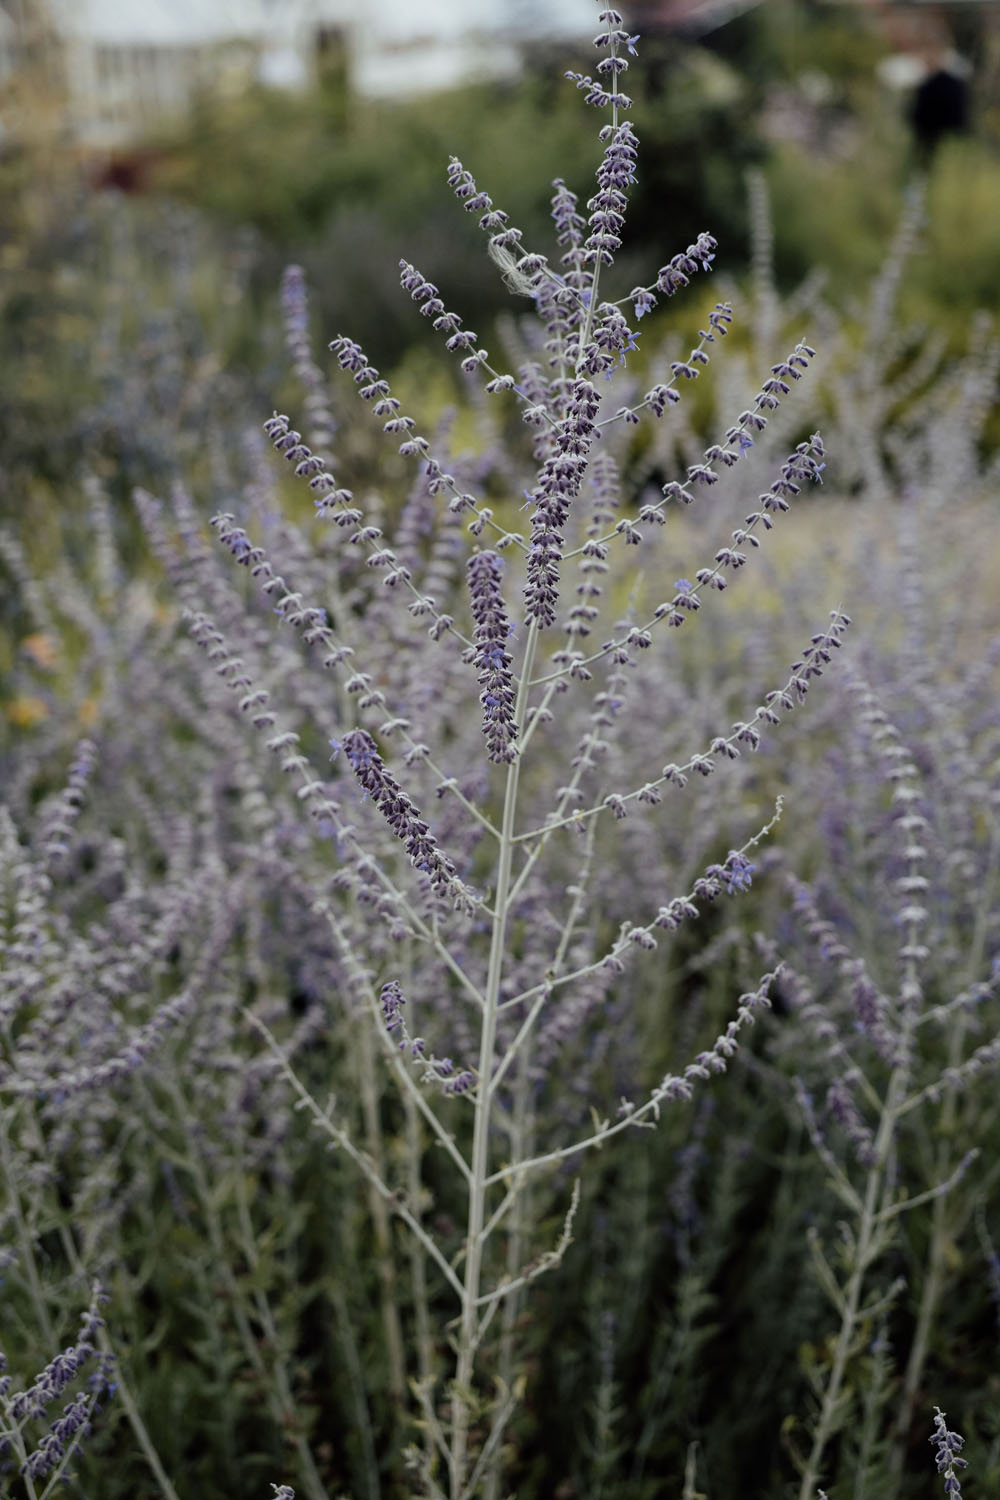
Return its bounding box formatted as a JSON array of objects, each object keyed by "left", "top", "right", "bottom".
[
  {"left": 172, "top": 10, "right": 857, "bottom": 1498},
  {"left": 467, "top": 551, "right": 518, "bottom": 763},
  {"left": 789, "top": 679, "right": 987, "bottom": 1499},
  {"left": 930, "top": 1408, "right": 968, "bottom": 1497}
]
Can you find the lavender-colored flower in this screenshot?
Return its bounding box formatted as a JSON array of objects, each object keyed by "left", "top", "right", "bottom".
[
  {"left": 826, "top": 1076, "right": 877, "bottom": 1165},
  {"left": 262, "top": 410, "right": 356, "bottom": 519},
  {"left": 585, "top": 302, "right": 640, "bottom": 378},
  {"left": 564, "top": 69, "right": 614, "bottom": 110},
  {"left": 930, "top": 1407, "right": 968, "bottom": 1496},
  {"left": 339, "top": 730, "right": 461, "bottom": 901},
  {"left": 630, "top": 286, "right": 656, "bottom": 319},
  {"left": 721, "top": 850, "right": 755, "bottom": 894},
  {"left": 399, "top": 260, "right": 486, "bottom": 364},
  {"left": 584, "top": 122, "right": 638, "bottom": 267},
  {"left": 376, "top": 980, "right": 475, "bottom": 1095},
  {"left": 467, "top": 551, "right": 518, "bottom": 763},
  {"left": 381, "top": 979, "right": 406, "bottom": 1033},
  {"left": 551, "top": 177, "right": 585, "bottom": 251},
  {"left": 445, "top": 157, "right": 526, "bottom": 266},
  {"left": 566, "top": 11, "right": 636, "bottom": 111},
  {"left": 40, "top": 738, "right": 97, "bottom": 864},
  {"left": 328, "top": 336, "right": 434, "bottom": 460},
  {"left": 4, "top": 1287, "right": 111, "bottom": 1481},
  {"left": 655, "top": 233, "right": 717, "bottom": 296},
  {"left": 280, "top": 265, "right": 336, "bottom": 453},
  {"left": 524, "top": 377, "right": 602, "bottom": 626}
]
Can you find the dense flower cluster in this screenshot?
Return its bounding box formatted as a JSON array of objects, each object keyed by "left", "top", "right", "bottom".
[
  {"left": 584, "top": 122, "right": 638, "bottom": 267},
  {"left": 280, "top": 264, "right": 336, "bottom": 453},
  {"left": 525, "top": 377, "right": 602, "bottom": 626},
  {"left": 931, "top": 1408, "right": 968, "bottom": 1497},
  {"left": 336, "top": 729, "right": 462, "bottom": 903},
  {"left": 467, "top": 550, "right": 518, "bottom": 763}
]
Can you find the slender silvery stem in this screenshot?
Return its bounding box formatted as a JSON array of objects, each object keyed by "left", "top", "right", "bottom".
[
  {"left": 247, "top": 1014, "right": 466, "bottom": 1303},
  {"left": 889, "top": 820, "right": 1000, "bottom": 1482},
  {"left": 450, "top": 618, "right": 541, "bottom": 1494},
  {"left": 0, "top": 1111, "right": 54, "bottom": 1348},
  {"left": 795, "top": 1005, "right": 917, "bottom": 1500}
]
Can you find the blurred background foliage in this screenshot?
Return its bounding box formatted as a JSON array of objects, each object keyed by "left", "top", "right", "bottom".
[
  {"left": 4, "top": 3, "right": 1000, "bottom": 402},
  {"left": 3, "top": 0, "right": 1000, "bottom": 703},
  {"left": 132, "top": 0, "right": 1000, "bottom": 354}
]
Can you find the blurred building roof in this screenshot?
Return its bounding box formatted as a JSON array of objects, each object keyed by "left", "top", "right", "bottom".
[
  {"left": 350, "top": 0, "right": 597, "bottom": 96},
  {"left": 42, "top": 0, "right": 596, "bottom": 46},
  {"left": 2, "top": 0, "right": 600, "bottom": 146},
  {"left": 46, "top": 0, "right": 264, "bottom": 44}
]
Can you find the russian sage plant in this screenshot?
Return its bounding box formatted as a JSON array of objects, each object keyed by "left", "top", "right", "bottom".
[
  {"left": 739, "top": 483, "right": 1000, "bottom": 1498},
  {"left": 4, "top": 29, "right": 997, "bottom": 1496},
  {"left": 156, "top": 10, "right": 854, "bottom": 1496}
]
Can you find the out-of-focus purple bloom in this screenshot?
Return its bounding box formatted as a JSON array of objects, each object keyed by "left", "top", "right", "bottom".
[
  {"left": 381, "top": 979, "right": 406, "bottom": 1033},
  {"left": 280, "top": 265, "right": 336, "bottom": 453}
]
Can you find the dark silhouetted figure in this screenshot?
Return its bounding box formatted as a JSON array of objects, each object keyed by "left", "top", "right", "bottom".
[{"left": 911, "top": 66, "right": 969, "bottom": 160}]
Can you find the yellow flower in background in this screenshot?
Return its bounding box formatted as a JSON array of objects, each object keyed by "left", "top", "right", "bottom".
[
  {"left": 21, "top": 633, "right": 58, "bottom": 670},
  {"left": 7, "top": 696, "right": 49, "bottom": 727}
]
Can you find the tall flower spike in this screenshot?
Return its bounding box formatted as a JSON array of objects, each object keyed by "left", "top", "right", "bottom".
[
  {"left": 280, "top": 265, "right": 336, "bottom": 454},
  {"left": 329, "top": 335, "right": 430, "bottom": 459},
  {"left": 337, "top": 730, "right": 462, "bottom": 902},
  {"left": 931, "top": 1407, "right": 968, "bottom": 1497},
  {"left": 467, "top": 551, "right": 518, "bottom": 763},
  {"left": 40, "top": 738, "right": 97, "bottom": 863},
  {"left": 552, "top": 178, "right": 586, "bottom": 255},
  {"left": 263, "top": 410, "right": 357, "bottom": 521},
  {"left": 566, "top": 11, "right": 635, "bottom": 112},
  {"left": 399, "top": 260, "right": 488, "bottom": 373},
  {"left": 584, "top": 122, "right": 638, "bottom": 267},
  {"left": 524, "top": 376, "right": 602, "bottom": 626},
  {"left": 446, "top": 158, "right": 527, "bottom": 256}
]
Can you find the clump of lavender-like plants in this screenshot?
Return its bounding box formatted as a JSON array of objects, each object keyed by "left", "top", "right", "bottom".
[
  {"left": 159, "top": 10, "right": 854, "bottom": 1495},
  {"left": 723, "top": 463, "right": 1000, "bottom": 1495},
  {"left": 3, "top": 8, "right": 997, "bottom": 1500},
  {"left": 0, "top": 1284, "right": 114, "bottom": 1494}
]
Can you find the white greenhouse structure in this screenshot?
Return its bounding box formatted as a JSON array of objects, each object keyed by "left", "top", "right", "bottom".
[{"left": 1, "top": 0, "right": 600, "bottom": 148}]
